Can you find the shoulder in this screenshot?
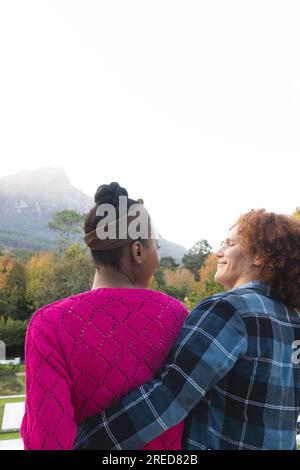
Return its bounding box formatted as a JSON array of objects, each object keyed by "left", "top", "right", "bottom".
[
  {"left": 193, "top": 288, "right": 264, "bottom": 313},
  {"left": 29, "top": 288, "right": 189, "bottom": 331},
  {"left": 144, "top": 289, "right": 188, "bottom": 309},
  {"left": 112, "top": 288, "right": 189, "bottom": 321},
  {"left": 189, "top": 289, "right": 249, "bottom": 324},
  {"left": 192, "top": 290, "right": 234, "bottom": 309},
  {"left": 28, "top": 290, "right": 90, "bottom": 333},
  {"left": 139, "top": 289, "right": 189, "bottom": 319}
]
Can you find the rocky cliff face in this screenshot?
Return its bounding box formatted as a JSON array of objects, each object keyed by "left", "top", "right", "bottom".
[
  {"left": 0, "top": 167, "right": 187, "bottom": 262},
  {"left": 0, "top": 167, "right": 92, "bottom": 250}
]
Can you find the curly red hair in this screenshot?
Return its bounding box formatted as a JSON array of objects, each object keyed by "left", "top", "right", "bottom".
[{"left": 237, "top": 209, "right": 300, "bottom": 309}]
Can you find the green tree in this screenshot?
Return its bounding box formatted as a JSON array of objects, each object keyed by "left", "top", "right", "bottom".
[
  {"left": 48, "top": 210, "right": 84, "bottom": 256},
  {"left": 11, "top": 249, "right": 35, "bottom": 263},
  {"left": 198, "top": 252, "right": 225, "bottom": 298},
  {"left": 160, "top": 256, "right": 179, "bottom": 270},
  {"left": 26, "top": 244, "right": 94, "bottom": 310},
  {"left": 152, "top": 267, "right": 167, "bottom": 290},
  {"left": 26, "top": 243, "right": 95, "bottom": 310},
  {"left": 182, "top": 239, "right": 212, "bottom": 281},
  {"left": 0, "top": 256, "right": 28, "bottom": 320},
  {"left": 163, "top": 284, "right": 190, "bottom": 302},
  {"left": 0, "top": 316, "right": 28, "bottom": 360},
  {"left": 50, "top": 243, "right": 94, "bottom": 299},
  {"left": 25, "top": 252, "right": 55, "bottom": 311}
]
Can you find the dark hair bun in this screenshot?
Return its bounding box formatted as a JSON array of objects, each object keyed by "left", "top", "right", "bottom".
[{"left": 94, "top": 182, "right": 128, "bottom": 205}]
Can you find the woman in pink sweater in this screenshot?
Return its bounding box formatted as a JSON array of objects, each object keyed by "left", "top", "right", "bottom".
[{"left": 21, "top": 182, "right": 188, "bottom": 450}]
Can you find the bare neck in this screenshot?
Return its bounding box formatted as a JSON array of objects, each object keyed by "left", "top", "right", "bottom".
[
  {"left": 233, "top": 272, "right": 260, "bottom": 289},
  {"left": 92, "top": 266, "right": 136, "bottom": 290}
]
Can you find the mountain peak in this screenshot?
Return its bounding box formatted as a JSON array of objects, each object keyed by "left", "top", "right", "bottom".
[
  {"left": 21, "top": 166, "right": 70, "bottom": 181},
  {"left": 0, "top": 166, "right": 71, "bottom": 188},
  {"left": 0, "top": 166, "right": 77, "bottom": 201}
]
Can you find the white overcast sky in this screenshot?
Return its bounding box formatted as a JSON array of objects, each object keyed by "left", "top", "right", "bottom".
[{"left": 0, "top": 1, "right": 299, "bottom": 249}]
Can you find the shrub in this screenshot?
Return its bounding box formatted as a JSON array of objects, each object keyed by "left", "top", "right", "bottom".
[
  {"left": 0, "top": 365, "right": 22, "bottom": 395},
  {"left": 0, "top": 317, "right": 28, "bottom": 359}
]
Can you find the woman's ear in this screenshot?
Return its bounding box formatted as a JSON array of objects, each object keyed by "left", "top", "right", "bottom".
[{"left": 131, "top": 241, "right": 143, "bottom": 264}]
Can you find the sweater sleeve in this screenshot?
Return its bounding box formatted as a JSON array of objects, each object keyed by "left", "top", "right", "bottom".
[{"left": 20, "top": 316, "right": 77, "bottom": 450}]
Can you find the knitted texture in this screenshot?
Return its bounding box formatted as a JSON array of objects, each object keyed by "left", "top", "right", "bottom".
[{"left": 20, "top": 288, "right": 188, "bottom": 450}]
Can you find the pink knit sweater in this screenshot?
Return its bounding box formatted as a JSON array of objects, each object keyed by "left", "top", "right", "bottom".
[{"left": 21, "top": 288, "right": 188, "bottom": 450}]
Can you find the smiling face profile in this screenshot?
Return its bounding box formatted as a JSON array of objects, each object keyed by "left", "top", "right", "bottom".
[{"left": 214, "top": 224, "right": 260, "bottom": 290}]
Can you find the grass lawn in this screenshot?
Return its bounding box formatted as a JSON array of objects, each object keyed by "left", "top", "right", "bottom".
[
  {"left": 16, "top": 374, "right": 25, "bottom": 394},
  {"left": 0, "top": 431, "right": 20, "bottom": 441}
]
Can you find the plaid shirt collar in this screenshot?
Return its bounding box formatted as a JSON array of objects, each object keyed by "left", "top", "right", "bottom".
[{"left": 232, "top": 280, "right": 274, "bottom": 298}]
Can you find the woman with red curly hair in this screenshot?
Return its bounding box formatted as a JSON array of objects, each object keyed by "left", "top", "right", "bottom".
[{"left": 75, "top": 209, "right": 300, "bottom": 450}]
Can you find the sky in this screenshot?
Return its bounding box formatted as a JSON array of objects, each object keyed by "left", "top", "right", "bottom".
[{"left": 0, "top": 1, "right": 299, "bottom": 249}]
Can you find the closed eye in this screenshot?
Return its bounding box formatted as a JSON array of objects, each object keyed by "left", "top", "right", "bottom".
[{"left": 221, "top": 239, "right": 235, "bottom": 247}]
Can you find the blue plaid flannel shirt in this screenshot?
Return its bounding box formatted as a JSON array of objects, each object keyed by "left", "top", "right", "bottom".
[{"left": 74, "top": 281, "right": 300, "bottom": 450}]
